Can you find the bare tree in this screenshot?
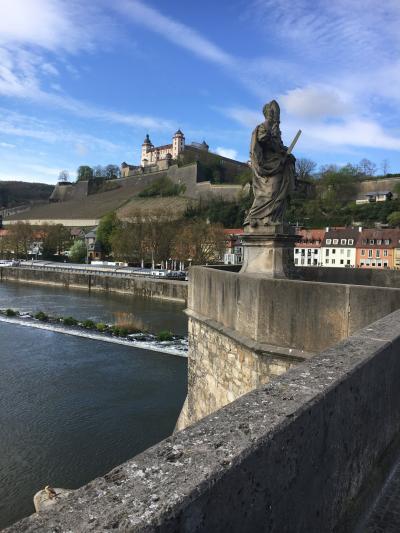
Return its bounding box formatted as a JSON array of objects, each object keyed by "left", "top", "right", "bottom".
[
  {"left": 172, "top": 220, "right": 226, "bottom": 265},
  {"left": 358, "top": 158, "right": 377, "bottom": 176},
  {"left": 381, "top": 159, "right": 390, "bottom": 176},
  {"left": 7, "top": 222, "right": 34, "bottom": 259},
  {"left": 58, "top": 170, "right": 70, "bottom": 183},
  {"left": 295, "top": 158, "right": 317, "bottom": 180}
]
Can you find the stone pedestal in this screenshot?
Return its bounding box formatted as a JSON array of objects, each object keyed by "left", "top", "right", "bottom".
[{"left": 240, "top": 225, "right": 298, "bottom": 277}]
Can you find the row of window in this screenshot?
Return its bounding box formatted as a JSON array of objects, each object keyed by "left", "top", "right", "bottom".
[
  {"left": 361, "top": 239, "right": 391, "bottom": 245},
  {"left": 326, "top": 238, "right": 354, "bottom": 245},
  {"left": 325, "top": 248, "right": 352, "bottom": 257},
  {"left": 360, "top": 249, "right": 388, "bottom": 258},
  {"left": 325, "top": 259, "right": 351, "bottom": 265}
]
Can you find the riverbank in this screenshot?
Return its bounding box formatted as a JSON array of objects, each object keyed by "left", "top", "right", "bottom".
[
  {"left": 0, "top": 266, "right": 188, "bottom": 303},
  {"left": 0, "top": 312, "right": 188, "bottom": 357}
]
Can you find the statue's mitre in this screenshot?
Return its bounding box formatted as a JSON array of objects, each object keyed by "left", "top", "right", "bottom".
[{"left": 262, "top": 100, "right": 280, "bottom": 120}]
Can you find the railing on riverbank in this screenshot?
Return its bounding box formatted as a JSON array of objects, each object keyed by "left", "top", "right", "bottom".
[{"left": 3, "top": 262, "right": 187, "bottom": 282}]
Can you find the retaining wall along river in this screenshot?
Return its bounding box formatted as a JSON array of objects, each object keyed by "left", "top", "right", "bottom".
[{"left": 0, "top": 267, "right": 188, "bottom": 303}]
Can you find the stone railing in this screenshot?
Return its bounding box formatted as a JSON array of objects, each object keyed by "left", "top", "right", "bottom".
[{"left": 7, "top": 309, "right": 400, "bottom": 532}]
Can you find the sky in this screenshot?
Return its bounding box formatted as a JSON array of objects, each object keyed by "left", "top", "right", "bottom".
[{"left": 0, "top": 0, "right": 400, "bottom": 183}]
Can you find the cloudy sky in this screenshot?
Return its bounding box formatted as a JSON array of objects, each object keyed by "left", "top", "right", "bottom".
[{"left": 0, "top": 0, "right": 400, "bottom": 183}]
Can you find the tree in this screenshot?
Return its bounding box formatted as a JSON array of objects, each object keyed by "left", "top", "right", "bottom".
[
  {"left": 7, "top": 222, "right": 33, "bottom": 259},
  {"left": 77, "top": 165, "right": 94, "bottom": 182},
  {"left": 358, "top": 158, "right": 377, "bottom": 177},
  {"left": 96, "top": 212, "right": 118, "bottom": 255},
  {"left": 41, "top": 224, "right": 72, "bottom": 259},
  {"left": 381, "top": 159, "right": 390, "bottom": 176},
  {"left": 58, "top": 170, "right": 70, "bottom": 183},
  {"left": 104, "top": 164, "right": 120, "bottom": 180},
  {"left": 387, "top": 211, "right": 400, "bottom": 227},
  {"left": 172, "top": 220, "right": 226, "bottom": 265},
  {"left": 295, "top": 158, "right": 317, "bottom": 180},
  {"left": 68, "top": 240, "right": 87, "bottom": 262}
]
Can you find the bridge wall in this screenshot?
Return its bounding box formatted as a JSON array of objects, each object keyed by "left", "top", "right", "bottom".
[
  {"left": 177, "top": 267, "right": 400, "bottom": 428},
  {"left": 8, "top": 309, "right": 400, "bottom": 532}
]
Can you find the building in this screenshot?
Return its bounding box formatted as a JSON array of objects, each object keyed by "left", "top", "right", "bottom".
[
  {"left": 223, "top": 229, "right": 244, "bottom": 265},
  {"left": 356, "top": 229, "right": 398, "bottom": 269},
  {"left": 294, "top": 229, "right": 325, "bottom": 267},
  {"left": 355, "top": 191, "right": 393, "bottom": 204},
  {"left": 141, "top": 130, "right": 186, "bottom": 167},
  {"left": 321, "top": 228, "right": 361, "bottom": 268}
]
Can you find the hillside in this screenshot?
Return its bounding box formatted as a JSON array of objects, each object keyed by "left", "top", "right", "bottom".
[{"left": 0, "top": 181, "right": 53, "bottom": 208}]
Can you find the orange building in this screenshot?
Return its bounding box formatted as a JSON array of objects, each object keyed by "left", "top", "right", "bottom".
[{"left": 356, "top": 229, "right": 400, "bottom": 269}]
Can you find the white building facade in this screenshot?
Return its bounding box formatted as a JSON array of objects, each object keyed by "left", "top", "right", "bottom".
[{"left": 141, "top": 130, "right": 185, "bottom": 166}]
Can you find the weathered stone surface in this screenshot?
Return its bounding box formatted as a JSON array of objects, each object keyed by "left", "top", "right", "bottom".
[
  {"left": 188, "top": 267, "right": 400, "bottom": 353},
  {"left": 7, "top": 310, "right": 400, "bottom": 532}
]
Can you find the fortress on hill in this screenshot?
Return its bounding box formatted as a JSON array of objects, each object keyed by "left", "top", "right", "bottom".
[{"left": 120, "top": 129, "right": 247, "bottom": 179}]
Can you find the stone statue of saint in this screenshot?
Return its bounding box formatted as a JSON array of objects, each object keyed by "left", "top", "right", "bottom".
[{"left": 244, "top": 100, "right": 296, "bottom": 229}]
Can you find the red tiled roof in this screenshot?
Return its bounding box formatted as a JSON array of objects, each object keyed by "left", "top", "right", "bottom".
[
  {"left": 357, "top": 228, "right": 400, "bottom": 248},
  {"left": 223, "top": 228, "right": 244, "bottom": 235}
]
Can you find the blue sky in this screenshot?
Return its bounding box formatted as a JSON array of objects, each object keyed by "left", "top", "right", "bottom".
[{"left": 1, "top": 0, "right": 400, "bottom": 183}]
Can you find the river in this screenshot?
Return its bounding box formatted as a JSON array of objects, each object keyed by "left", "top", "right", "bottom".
[{"left": 0, "top": 281, "right": 188, "bottom": 529}]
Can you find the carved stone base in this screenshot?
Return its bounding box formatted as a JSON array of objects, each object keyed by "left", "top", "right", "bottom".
[{"left": 240, "top": 226, "right": 298, "bottom": 277}]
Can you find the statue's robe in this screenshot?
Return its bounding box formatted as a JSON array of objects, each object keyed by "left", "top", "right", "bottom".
[{"left": 245, "top": 123, "right": 295, "bottom": 227}]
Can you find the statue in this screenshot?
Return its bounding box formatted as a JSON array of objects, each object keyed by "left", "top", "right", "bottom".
[{"left": 244, "top": 100, "right": 298, "bottom": 230}]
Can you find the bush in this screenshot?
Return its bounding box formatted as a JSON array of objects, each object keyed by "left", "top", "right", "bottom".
[
  {"left": 5, "top": 308, "right": 17, "bottom": 316},
  {"left": 96, "top": 322, "right": 107, "bottom": 332},
  {"left": 35, "top": 311, "right": 48, "bottom": 321},
  {"left": 157, "top": 330, "right": 174, "bottom": 342},
  {"left": 138, "top": 177, "right": 186, "bottom": 198},
  {"left": 63, "top": 316, "right": 78, "bottom": 326},
  {"left": 82, "top": 319, "right": 96, "bottom": 329}
]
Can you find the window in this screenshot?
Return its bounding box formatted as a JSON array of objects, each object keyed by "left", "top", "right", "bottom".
[
  {"left": 340, "top": 259, "right": 344, "bottom": 264},
  {"left": 384, "top": 261, "right": 388, "bottom": 267},
  {"left": 326, "top": 239, "right": 331, "bottom": 244},
  {"left": 301, "top": 249, "right": 305, "bottom": 255},
  {"left": 377, "top": 262, "right": 382, "bottom": 267},
  {"left": 348, "top": 239, "right": 354, "bottom": 245},
  {"left": 295, "top": 249, "right": 299, "bottom": 254},
  {"left": 333, "top": 239, "right": 339, "bottom": 244},
  {"left": 376, "top": 250, "right": 380, "bottom": 258},
  {"left": 314, "top": 249, "right": 318, "bottom": 254},
  {"left": 368, "top": 250, "right": 373, "bottom": 258},
  {"left": 347, "top": 260, "right": 350, "bottom": 265},
  {"left": 307, "top": 258, "right": 311, "bottom": 265},
  {"left": 301, "top": 258, "right": 305, "bottom": 265},
  {"left": 341, "top": 239, "right": 346, "bottom": 245},
  {"left": 362, "top": 239, "right": 367, "bottom": 245},
  {"left": 385, "top": 239, "right": 390, "bottom": 245},
  {"left": 340, "top": 248, "right": 344, "bottom": 254},
  {"left": 332, "top": 259, "right": 336, "bottom": 265},
  {"left": 313, "top": 259, "right": 318, "bottom": 265},
  {"left": 377, "top": 239, "right": 382, "bottom": 245},
  {"left": 332, "top": 249, "right": 336, "bottom": 254},
  {"left": 347, "top": 249, "right": 351, "bottom": 257},
  {"left": 326, "top": 249, "right": 329, "bottom": 256},
  {"left": 370, "top": 239, "right": 375, "bottom": 245},
  {"left": 384, "top": 250, "right": 388, "bottom": 257},
  {"left": 361, "top": 249, "right": 365, "bottom": 256},
  {"left": 325, "top": 259, "right": 329, "bottom": 264}
]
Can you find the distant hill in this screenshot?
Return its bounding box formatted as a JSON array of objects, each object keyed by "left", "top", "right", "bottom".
[{"left": 0, "top": 181, "right": 53, "bottom": 208}]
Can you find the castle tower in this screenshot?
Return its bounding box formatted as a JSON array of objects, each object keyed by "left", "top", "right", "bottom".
[
  {"left": 172, "top": 129, "right": 185, "bottom": 159},
  {"left": 141, "top": 134, "right": 153, "bottom": 166}
]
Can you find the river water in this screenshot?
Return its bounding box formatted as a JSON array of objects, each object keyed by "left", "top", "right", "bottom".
[{"left": 0, "top": 281, "right": 188, "bottom": 529}]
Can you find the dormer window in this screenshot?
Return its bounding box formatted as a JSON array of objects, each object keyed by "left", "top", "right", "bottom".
[
  {"left": 326, "top": 239, "right": 332, "bottom": 244},
  {"left": 348, "top": 239, "right": 354, "bottom": 245},
  {"left": 333, "top": 239, "right": 338, "bottom": 244},
  {"left": 377, "top": 239, "right": 382, "bottom": 245},
  {"left": 341, "top": 239, "right": 346, "bottom": 245},
  {"left": 370, "top": 239, "right": 375, "bottom": 245},
  {"left": 385, "top": 239, "right": 390, "bottom": 245}
]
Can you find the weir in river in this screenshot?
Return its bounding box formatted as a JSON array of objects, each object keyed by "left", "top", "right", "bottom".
[{"left": 0, "top": 280, "right": 188, "bottom": 529}]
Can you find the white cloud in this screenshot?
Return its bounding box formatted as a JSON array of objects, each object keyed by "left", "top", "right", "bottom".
[
  {"left": 0, "top": 141, "right": 16, "bottom": 149},
  {"left": 114, "top": 0, "right": 234, "bottom": 67},
  {"left": 215, "top": 147, "right": 239, "bottom": 160},
  {"left": 0, "top": 108, "right": 125, "bottom": 152},
  {"left": 280, "top": 85, "right": 353, "bottom": 120},
  {"left": 0, "top": 0, "right": 107, "bottom": 53}
]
